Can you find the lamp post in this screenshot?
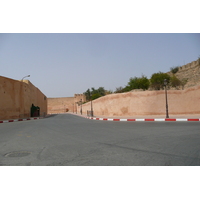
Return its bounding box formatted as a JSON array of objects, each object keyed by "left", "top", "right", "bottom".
[
  {"left": 90, "top": 95, "right": 93, "bottom": 117},
  {"left": 80, "top": 99, "right": 82, "bottom": 115},
  {"left": 21, "top": 75, "right": 30, "bottom": 81},
  {"left": 164, "top": 79, "right": 169, "bottom": 118},
  {"left": 76, "top": 102, "right": 78, "bottom": 114}
]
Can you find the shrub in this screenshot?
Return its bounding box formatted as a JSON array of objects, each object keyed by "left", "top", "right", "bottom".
[
  {"left": 170, "top": 66, "right": 179, "bottom": 74},
  {"left": 180, "top": 78, "right": 188, "bottom": 89},
  {"left": 114, "top": 87, "right": 124, "bottom": 93},
  {"left": 125, "top": 75, "right": 150, "bottom": 91},
  {"left": 150, "top": 72, "right": 171, "bottom": 90},
  {"left": 170, "top": 75, "right": 181, "bottom": 89},
  {"left": 91, "top": 93, "right": 101, "bottom": 100}
]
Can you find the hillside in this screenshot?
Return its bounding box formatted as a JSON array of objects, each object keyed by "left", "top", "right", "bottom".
[{"left": 167, "top": 59, "right": 200, "bottom": 89}]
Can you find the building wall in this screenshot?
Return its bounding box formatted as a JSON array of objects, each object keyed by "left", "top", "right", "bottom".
[
  {"left": 78, "top": 85, "right": 200, "bottom": 116},
  {"left": 0, "top": 76, "right": 47, "bottom": 120},
  {"left": 47, "top": 94, "right": 86, "bottom": 114}
]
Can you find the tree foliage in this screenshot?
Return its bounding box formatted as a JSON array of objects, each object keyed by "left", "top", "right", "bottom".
[
  {"left": 84, "top": 65, "right": 191, "bottom": 96},
  {"left": 84, "top": 89, "right": 91, "bottom": 101},
  {"left": 150, "top": 72, "right": 171, "bottom": 90},
  {"left": 127, "top": 75, "right": 150, "bottom": 91},
  {"left": 84, "top": 87, "right": 106, "bottom": 101},
  {"left": 115, "top": 75, "right": 150, "bottom": 93}
]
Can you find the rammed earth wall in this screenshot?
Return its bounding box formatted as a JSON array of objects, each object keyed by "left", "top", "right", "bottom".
[
  {"left": 0, "top": 76, "right": 47, "bottom": 120},
  {"left": 47, "top": 94, "right": 86, "bottom": 114},
  {"left": 168, "top": 59, "right": 200, "bottom": 88},
  {"left": 79, "top": 85, "right": 200, "bottom": 117}
]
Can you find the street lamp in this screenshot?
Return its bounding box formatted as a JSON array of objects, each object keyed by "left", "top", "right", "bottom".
[
  {"left": 164, "top": 79, "right": 169, "bottom": 118},
  {"left": 76, "top": 102, "right": 78, "bottom": 114},
  {"left": 90, "top": 95, "right": 93, "bottom": 117},
  {"left": 21, "top": 75, "right": 30, "bottom": 81},
  {"left": 80, "top": 99, "right": 82, "bottom": 115}
]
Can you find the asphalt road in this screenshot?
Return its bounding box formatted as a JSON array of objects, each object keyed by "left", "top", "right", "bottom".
[{"left": 0, "top": 114, "right": 200, "bottom": 166}]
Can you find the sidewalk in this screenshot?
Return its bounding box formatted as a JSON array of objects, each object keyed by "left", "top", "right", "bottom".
[{"left": 69, "top": 112, "right": 200, "bottom": 122}]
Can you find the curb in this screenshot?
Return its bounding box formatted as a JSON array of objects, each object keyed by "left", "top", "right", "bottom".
[
  {"left": 84, "top": 117, "right": 200, "bottom": 122},
  {"left": 0, "top": 117, "right": 43, "bottom": 124},
  {"left": 69, "top": 113, "right": 200, "bottom": 122}
]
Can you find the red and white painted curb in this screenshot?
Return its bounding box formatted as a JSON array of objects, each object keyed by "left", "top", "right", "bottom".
[
  {"left": 84, "top": 116, "right": 200, "bottom": 122},
  {"left": 0, "top": 117, "right": 43, "bottom": 124},
  {"left": 68, "top": 113, "right": 200, "bottom": 122}
]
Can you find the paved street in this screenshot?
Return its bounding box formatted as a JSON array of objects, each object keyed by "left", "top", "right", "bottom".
[{"left": 0, "top": 113, "right": 200, "bottom": 166}]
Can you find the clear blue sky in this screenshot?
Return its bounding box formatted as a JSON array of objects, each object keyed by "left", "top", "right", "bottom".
[{"left": 0, "top": 33, "right": 199, "bottom": 97}]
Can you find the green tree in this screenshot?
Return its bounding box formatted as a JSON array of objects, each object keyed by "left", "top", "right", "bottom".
[
  {"left": 114, "top": 75, "right": 150, "bottom": 93},
  {"left": 84, "top": 89, "right": 91, "bottom": 101},
  {"left": 91, "top": 87, "right": 96, "bottom": 95},
  {"left": 126, "top": 75, "right": 150, "bottom": 91},
  {"left": 97, "top": 87, "right": 106, "bottom": 96},
  {"left": 127, "top": 77, "right": 140, "bottom": 90},
  {"left": 138, "top": 75, "right": 150, "bottom": 90},
  {"left": 91, "top": 93, "right": 101, "bottom": 100},
  {"left": 84, "top": 87, "right": 106, "bottom": 101},
  {"left": 150, "top": 72, "right": 171, "bottom": 90}
]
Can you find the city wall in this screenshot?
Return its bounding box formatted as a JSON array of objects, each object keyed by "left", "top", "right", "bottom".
[
  {"left": 48, "top": 94, "right": 86, "bottom": 114},
  {"left": 168, "top": 59, "right": 200, "bottom": 88},
  {"left": 0, "top": 76, "right": 47, "bottom": 120},
  {"left": 78, "top": 85, "right": 200, "bottom": 117},
  {"left": 48, "top": 59, "right": 200, "bottom": 116}
]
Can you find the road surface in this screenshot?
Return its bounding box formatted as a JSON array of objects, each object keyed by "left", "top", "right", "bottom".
[{"left": 0, "top": 114, "right": 200, "bottom": 166}]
